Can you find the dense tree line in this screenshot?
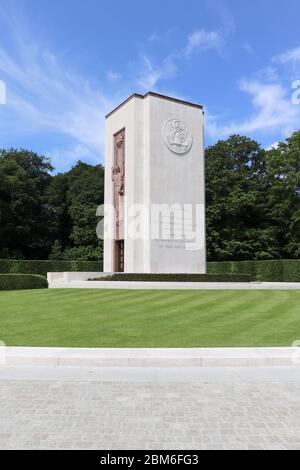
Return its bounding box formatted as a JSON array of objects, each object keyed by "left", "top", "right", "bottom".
[
  {"left": 206, "top": 131, "right": 300, "bottom": 261},
  {"left": 0, "top": 130, "right": 299, "bottom": 261},
  {"left": 0, "top": 151, "right": 104, "bottom": 261}
]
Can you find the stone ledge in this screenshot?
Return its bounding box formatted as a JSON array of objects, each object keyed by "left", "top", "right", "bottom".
[{"left": 1, "top": 347, "right": 299, "bottom": 369}]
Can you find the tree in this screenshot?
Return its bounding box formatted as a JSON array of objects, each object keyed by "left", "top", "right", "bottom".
[
  {"left": 47, "top": 172, "right": 71, "bottom": 253},
  {"left": 0, "top": 149, "right": 55, "bottom": 259},
  {"left": 49, "top": 240, "right": 64, "bottom": 260},
  {"left": 0, "top": 152, "right": 105, "bottom": 261},
  {"left": 58, "top": 161, "right": 105, "bottom": 261},
  {"left": 205, "top": 135, "right": 276, "bottom": 261},
  {"left": 264, "top": 131, "right": 300, "bottom": 258}
]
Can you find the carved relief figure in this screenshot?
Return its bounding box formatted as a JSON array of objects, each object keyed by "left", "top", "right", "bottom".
[{"left": 112, "top": 130, "right": 125, "bottom": 240}]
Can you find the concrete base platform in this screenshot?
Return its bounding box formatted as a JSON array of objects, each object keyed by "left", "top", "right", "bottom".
[
  {"left": 2, "top": 347, "right": 300, "bottom": 368},
  {"left": 47, "top": 273, "right": 300, "bottom": 290}
]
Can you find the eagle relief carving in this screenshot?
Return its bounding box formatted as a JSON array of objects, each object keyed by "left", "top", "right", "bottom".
[{"left": 163, "top": 119, "right": 193, "bottom": 155}]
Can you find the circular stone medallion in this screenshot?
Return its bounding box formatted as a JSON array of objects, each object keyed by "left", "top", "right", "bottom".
[{"left": 163, "top": 118, "right": 193, "bottom": 155}]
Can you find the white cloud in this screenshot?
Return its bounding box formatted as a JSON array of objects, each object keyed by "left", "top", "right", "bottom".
[
  {"left": 206, "top": 79, "right": 300, "bottom": 139},
  {"left": 0, "top": 46, "right": 115, "bottom": 162},
  {"left": 106, "top": 70, "right": 121, "bottom": 82},
  {"left": 0, "top": 11, "right": 119, "bottom": 170},
  {"left": 136, "top": 54, "right": 177, "bottom": 91},
  {"left": 254, "top": 66, "right": 279, "bottom": 82},
  {"left": 137, "top": 28, "right": 228, "bottom": 91},
  {"left": 47, "top": 144, "right": 100, "bottom": 173},
  {"left": 205, "top": 42, "right": 300, "bottom": 141},
  {"left": 184, "top": 30, "right": 226, "bottom": 58},
  {"left": 242, "top": 43, "right": 254, "bottom": 54},
  {"left": 208, "top": 0, "right": 236, "bottom": 36},
  {"left": 147, "top": 30, "right": 175, "bottom": 45},
  {"left": 274, "top": 46, "right": 300, "bottom": 64}
]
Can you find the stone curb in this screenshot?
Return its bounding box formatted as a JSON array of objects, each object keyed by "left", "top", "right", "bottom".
[{"left": 1, "top": 347, "right": 299, "bottom": 368}]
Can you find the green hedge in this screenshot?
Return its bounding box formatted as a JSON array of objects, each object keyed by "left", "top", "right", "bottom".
[
  {"left": 1, "top": 259, "right": 299, "bottom": 282},
  {"left": 0, "top": 274, "right": 48, "bottom": 291},
  {"left": 0, "top": 260, "right": 102, "bottom": 277},
  {"left": 94, "top": 273, "right": 252, "bottom": 283},
  {"left": 207, "top": 260, "right": 300, "bottom": 282}
]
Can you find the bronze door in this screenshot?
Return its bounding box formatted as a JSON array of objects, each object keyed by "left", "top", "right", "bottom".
[{"left": 115, "top": 240, "right": 125, "bottom": 273}]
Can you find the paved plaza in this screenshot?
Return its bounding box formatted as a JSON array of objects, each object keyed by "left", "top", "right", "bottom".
[{"left": 0, "top": 366, "right": 300, "bottom": 450}]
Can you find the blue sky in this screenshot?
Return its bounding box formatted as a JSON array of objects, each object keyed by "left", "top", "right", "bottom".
[{"left": 0, "top": 0, "right": 299, "bottom": 173}]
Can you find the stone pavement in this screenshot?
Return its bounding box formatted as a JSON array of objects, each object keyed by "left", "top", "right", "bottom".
[{"left": 0, "top": 366, "right": 300, "bottom": 450}]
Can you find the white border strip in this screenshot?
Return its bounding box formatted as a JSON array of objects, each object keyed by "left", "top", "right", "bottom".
[{"left": 2, "top": 347, "right": 300, "bottom": 368}]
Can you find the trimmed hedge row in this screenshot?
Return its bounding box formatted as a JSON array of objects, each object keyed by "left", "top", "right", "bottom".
[
  {"left": 0, "top": 260, "right": 102, "bottom": 277},
  {"left": 207, "top": 260, "right": 300, "bottom": 282},
  {"left": 96, "top": 273, "right": 252, "bottom": 283},
  {"left": 0, "top": 274, "right": 48, "bottom": 291},
  {"left": 0, "top": 259, "right": 299, "bottom": 283}
]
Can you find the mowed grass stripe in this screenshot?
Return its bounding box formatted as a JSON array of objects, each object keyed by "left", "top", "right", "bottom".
[
  {"left": 197, "top": 292, "right": 291, "bottom": 346},
  {"left": 0, "top": 289, "right": 299, "bottom": 347}
]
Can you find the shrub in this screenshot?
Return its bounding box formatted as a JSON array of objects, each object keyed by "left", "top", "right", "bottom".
[
  {"left": 0, "top": 260, "right": 102, "bottom": 277},
  {"left": 0, "top": 274, "right": 48, "bottom": 291},
  {"left": 207, "top": 260, "right": 300, "bottom": 282},
  {"left": 282, "top": 260, "right": 300, "bottom": 282},
  {"left": 93, "top": 273, "right": 252, "bottom": 283}
]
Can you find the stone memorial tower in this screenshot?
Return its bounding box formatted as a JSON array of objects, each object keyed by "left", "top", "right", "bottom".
[{"left": 104, "top": 92, "right": 206, "bottom": 274}]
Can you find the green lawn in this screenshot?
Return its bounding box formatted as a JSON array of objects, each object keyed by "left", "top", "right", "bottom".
[{"left": 0, "top": 289, "right": 299, "bottom": 348}]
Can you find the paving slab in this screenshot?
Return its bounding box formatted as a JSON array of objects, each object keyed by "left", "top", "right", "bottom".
[
  {"left": 0, "top": 366, "right": 300, "bottom": 450},
  {"left": 0, "top": 366, "right": 240, "bottom": 383}
]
